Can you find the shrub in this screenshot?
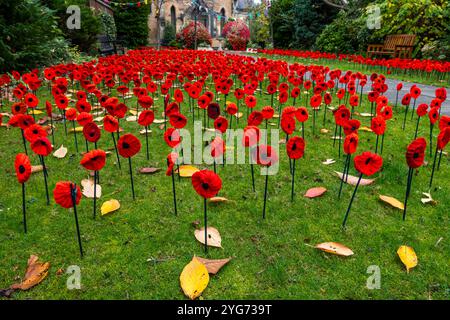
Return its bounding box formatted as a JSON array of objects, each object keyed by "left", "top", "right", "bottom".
[
  {"left": 114, "top": 2, "right": 150, "bottom": 48},
  {"left": 99, "top": 11, "right": 117, "bottom": 41},
  {"left": 0, "top": 0, "right": 69, "bottom": 72},
  {"left": 176, "top": 22, "right": 212, "bottom": 49},
  {"left": 222, "top": 20, "right": 250, "bottom": 51},
  {"left": 162, "top": 24, "right": 176, "bottom": 46}
]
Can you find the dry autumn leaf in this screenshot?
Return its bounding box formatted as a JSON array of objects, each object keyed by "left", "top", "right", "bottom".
[
  {"left": 29, "top": 110, "right": 43, "bottom": 115},
  {"left": 359, "top": 112, "right": 373, "bottom": 117},
  {"left": 101, "top": 199, "right": 120, "bottom": 216},
  {"left": 0, "top": 255, "right": 50, "bottom": 298},
  {"left": 397, "top": 245, "right": 418, "bottom": 273},
  {"left": 81, "top": 179, "right": 102, "bottom": 199},
  {"left": 315, "top": 242, "right": 354, "bottom": 257},
  {"left": 180, "top": 257, "right": 209, "bottom": 300},
  {"left": 334, "top": 172, "right": 375, "bottom": 186},
  {"left": 360, "top": 126, "right": 373, "bottom": 132},
  {"left": 176, "top": 165, "right": 200, "bottom": 178},
  {"left": 139, "top": 129, "right": 153, "bottom": 135},
  {"left": 194, "top": 256, "right": 232, "bottom": 275},
  {"left": 208, "top": 196, "right": 229, "bottom": 203},
  {"left": 139, "top": 167, "right": 161, "bottom": 174},
  {"left": 31, "top": 165, "right": 43, "bottom": 174},
  {"left": 322, "top": 159, "right": 336, "bottom": 165},
  {"left": 194, "top": 227, "right": 222, "bottom": 248},
  {"left": 126, "top": 115, "right": 137, "bottom": 122},
  {"left": 304, "top": 187, "right": 327, "bottom": 198},
  {"left": 320, "top": 128, "right": 330, "bottom": 134},
  {"left": 53, "top": 145, "right": 68, "bottom": 159},
  {"left": 379, "top": 195, "right": 404, "bottom": 210},
  {"left": 153, "top": 119, "right": 167, "bottom": 124},
  {"left": 421, "top": 192, "right": 436, "bottom": 205}
]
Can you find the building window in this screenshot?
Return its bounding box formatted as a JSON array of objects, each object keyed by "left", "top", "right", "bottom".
[
  {"left": 220, "top": 8, "right": 226, "bottom": 35},
  {"left": 170, "top": 5, "right": 176, "bottom": 29}
]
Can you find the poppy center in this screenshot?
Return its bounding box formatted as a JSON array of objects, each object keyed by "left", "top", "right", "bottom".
[
  {"left": 202, "top": 183, "right": 209, "bottom": 190},
  {"left": 413, "top": 152, "right": 419, "bottom": 159},
  {"left": 19, "top": 165, "right": 25, "bottom": 174},
  {"left": 365, "top": 158, "right": 372, "bottom": 165},
  {"left": 123, "top": 142, "right": 130, "bottom": 149},
  {"left": 292, "top": 144, "right": 297, "bottom": 151}
]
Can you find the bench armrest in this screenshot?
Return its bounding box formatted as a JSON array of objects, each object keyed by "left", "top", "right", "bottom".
[{"left": 367, "top": 44, "right": 384, "bottom": 52}]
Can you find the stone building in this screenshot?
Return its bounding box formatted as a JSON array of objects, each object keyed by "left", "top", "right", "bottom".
[{"left": 147, "top": 0, "right": 252, "bottom": 47}]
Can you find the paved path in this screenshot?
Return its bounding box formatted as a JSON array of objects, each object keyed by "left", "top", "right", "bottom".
[{"left": 229, "top": 51, "right": 450, "bottom": 115}]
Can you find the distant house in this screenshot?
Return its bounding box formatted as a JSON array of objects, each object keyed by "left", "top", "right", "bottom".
[{"left": 89, "top": 0, "right": 113, "bottom": 15}]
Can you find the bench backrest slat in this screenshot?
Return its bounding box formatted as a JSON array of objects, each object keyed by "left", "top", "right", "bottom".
[{"left": 383, "top": 34, "right": 416, "bottom": 50}]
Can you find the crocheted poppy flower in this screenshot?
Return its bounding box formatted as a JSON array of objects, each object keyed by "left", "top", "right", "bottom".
[
  {"left": 226, "top": 103, "right": 238, "bottom": 115},
  {"left": 406, "top": 138, "right": 427, "bottom": 169},
  {"left": 344, "top": 133, "right": 359, "bottom": 155},
  {"left": 65, "top": 108, "right": 77, "bottom": 121},
  {"left": 371, "top": 116, "right": 386, "bottom": 136},
  {"left": 169, "top": 112, "right": 187, "bottom": 129},
  {"left": 191, "top": 170, "right": 222, "bottom": 199},
  {"left": 166, "top": 152, "right": 178, "bottom": 176},
  {"left": 247, "top": 111, "right": 263, "bottom": 127},
  {"left": 295, "top": 107, "right": 309, "bottom": 123},
  {"left": 80, "top": 149, "right": 106, "bottom": 171},
  {"left": 77, "top": 112, "right": 93, "bottom": 126},
  {"left": 354, "top": 151, "right": 383, "bottom": 176},
  {"left": 253, "top": 145, "right": 279, "bottom": 167},
  {"left": 103, "top": 115, "right": 119, "bottom": 133},
  {"left": 83, "top": 122, "right": 101, "bottom": 143},
  {"left": 15, "top": 153, "right": 31, "bottom": 184},
  {"left": 286, "top": 136, "right": 305, "bottom": 160},
  {"left": 164, "top": 128, "right": 182, "bottom": 148},
  {"left": 242, "top": 126, "right": 260, "bottom": 148},
  {"left": 138, "top": 110, "right": 155, "bottom": 127},
  {"left": 262, "top": 106, "right": 274, "bottom": 120},
  {"left": 138, "top": 96, "right": 154, "bottom": 109},
  {"left": 118, "top": 133, "right": 141, "bottom": 158},
  {"left": 207, "top": 103, "right": 221, "bottom": 119},
  {"left": 24, "top": 124, "right": 47, "bottom": 142},
  {"left": 53, "top": 181, "right": 81, "bottom": 209},
  {"left": 31, "top": 137, "right": 52, "bottom": 156},
  {"left": 214, "top": 116, "right": 228, "bottom": 134},
  {"left": 439, "top": 115, "right": 450, "bottom": 131},
  {"left": 24, "top": 93, "right": 39, "bottom": 108},
  {"left": 281, "top": 116, "right": 296, "bottom": 135},
  {"left": 245, "top": 95, "right": 257, "bottom": 108},
  {"left": 437, "top": 127, "right": 450, "bottom": 150}
]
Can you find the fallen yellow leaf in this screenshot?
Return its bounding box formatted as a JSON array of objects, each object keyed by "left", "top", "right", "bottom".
[
  {"left": 176, "top": 165, "right": 200, "bottom": 178},
  {"left": 379, "top": 195, "right": 404, "bottom": 210},
  {"left": 208, "top": 197, "right": 229, "bottom": 203},
  {"left": 69, "top": 126, "right": 83, "bottom": 133},
  {"left": 53, "top": 145, "right": 68, "bottom": 159},
  {"left": 315, "top": 242, "right": 354, "bottom": 256},
  {"left": 180, "top": 257, "right": 209, "bottom": 300},
  {"left": 397, "top": 245, "right": 418, "bottom": 273},
  {"left": 101, "top": 199, "right": 120, "bottom": 216}
]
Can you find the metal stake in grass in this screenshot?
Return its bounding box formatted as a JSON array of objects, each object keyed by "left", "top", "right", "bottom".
[
  {"left": 429, "top": 145, "right": 440, "bottom": 189},
  {"left": 338, "top": 154, "right": 351, "bottom": 199},
  {"left": 203, "top": 197, "right": 208, "bottom": 253},
  {"left": 128, "top": 157, "right": 135, "bottom": 200},
  {"left": 39, "top": 155, "right": 50, "bottom": 205},
  {"left": 71, "top": 184, "right": 83, "bottom": 258},
  {"left": 290, "top": 159, "right": 296, "bottom": 202},
  {"left": 403, "top": 167, "right": 414, "bottom": 221},
  {"left": 20, "top": 129, "right": 28, "bottom": 155},
  {"left": 402, "top": 103, "right": 410, "bottom": 130},
  {"left": 21, "top": 182, "right": 27, "bottom": 233},
  {"left": 144, "top": 126, "right": 150, "bottom": 161},
  {"left": 171, "top": 169, "right": 177, "bottom": 216},
  {"left": 342, "top": 173, "right": 362, "bottom": 228},
  {"left": 71, "top": 120, "right": 79, "bottom": 153},
  {"left": 111, "top": 132, "right": 121, "bottom": 170},
  {"left": 262, "top": 172, "right": 269, "bottom": 219}
]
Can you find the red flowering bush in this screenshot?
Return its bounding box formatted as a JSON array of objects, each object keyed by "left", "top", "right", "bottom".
[
  {"left": 222, "top": 20, "right": 250, "bottom": 51},
  {"left": 176, "top": 22, "right": 212, "bottom": 49}
]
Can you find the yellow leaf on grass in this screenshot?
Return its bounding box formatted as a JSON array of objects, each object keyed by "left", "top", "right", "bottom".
[
  {"left": 379, "top": 195, "right": 404, "bottom": 210},
  {"left": 69, "top": 126, "right": 83, "bottom": 133},
  {"left": 360, "top": 126, "right": 373, "bottom": 132},
  {"left": 101, "top": 199, "right": 120, "bottom": 216},
  {"left": 31, "top": 165, "right": 43, "bottom": 174},
  {"left": 315, "top": 242, "right": 354, "bottom": 256},
  {"left": 29, "top": 110, "right": 43, "bottom": 115},
  {"left": 176, "top": 165, "right": 200, "bottom": 178},
  {"left": 180, "top": 257, "right": 209, "bottom": 300},
  {"left": 397, "top": 245, "right": 418, "bottom": 273}
]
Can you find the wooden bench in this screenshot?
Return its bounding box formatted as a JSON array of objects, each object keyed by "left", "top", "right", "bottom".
[
  {"left": 367, "top": 34, "right": 416, "bottom": 59},
  {"left": 97, "top": 35, "right": 126, "bottom": 56}
]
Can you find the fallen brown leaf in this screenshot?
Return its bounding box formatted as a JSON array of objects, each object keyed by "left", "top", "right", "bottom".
[
  {"left": 139, "top": 167, "right": 161, "bottom": 174},
  {"left": 315, "top": 242, "right": 354, "bottom": 256},
  {"left": 334, "top": 171, "right": 374, "bottom": 186},
  {"left": 304, "top": 187, "right": 327, "bottom": 198},
  {"left": 194, "top": 227, "right": 222, "bottom": 248},
  {"left": 194, "top": 256, "right": 231, "bottom": 275}
]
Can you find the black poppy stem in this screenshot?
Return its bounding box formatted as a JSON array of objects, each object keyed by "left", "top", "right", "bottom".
[
  {"left": 111, "top": 133, "right": 121, "bottom": 170},
  {"left": 402, "top": 104, "right": 410, "bottom": 130},
  {"left": 203, "top": 197, "right": 208, "bottom": 253},
  {"left": 40, "top": 155, "right": 50, "bottom": 205},
  {"left": 93, "top": 171, "right": 97, "bottom": 219},
  {"left": 145, "top": 126, "right": 150, "bottom": 161},
  {"left": 50, "top": 116, "right": 55, "bottom": 145},
  {"left": 170, "top": 169, "right": 178, "bottom": 216},
  {"left": 213, "top": 159, "right": 216, "bottom": 174},
  {"left": 437, "top": 150, "right": 443, "bottom": 171},
  {"left": 380, "top": 133, "right": 386, "bottom": 154},
  {"left": 403, "top": 167, "right": 414, "bottom": 221},
  {"left": 312, "top": 109, "right": 316, "bottom": 136},
  {"left": 291, "top": 159, "right": 296, "bottom": 202},
  {"left": 21, "top": 129, "right": 28, "bottom": 155},
  {"left": 63, "top": 109, "right": 68, "bottom": 136},
  {"left": 338, "top": 126, "right": 342, "bottom": 158},
  {"left": 72, "top": 120, "right": 79, "bottom": 153},
  {"left": 301, "top": 122, "right": 305, "bottom": 140},
  {"left": 429, "top": 124, "right": 434, "bottom": 158},
  {"left": 22, "top": 183, "right": 27, "bottom": 233},
  {"left": 323, "top": 105, "right": 327, "bottom": 126},
  {"left": 429, "top": 145, "right": 439, "bottom": 189},
  {"left": 342, "top": 173, "right": 363, "bottom": 228},
  {"left": 71, "top": 184, "right": 83, "bottom": 258},
  {"left": 84, "top": 139, "right": 89, "bottom": 153},
  {"left": 338, "top": 154, "right": 350, "bottom": 199},
  {"left": 262, "top": 172, "right": 269, "bottom": 219},
  {"left": 414, "top": 116, "right": 421, "bottom": 139},
  {"left": 375, "top": 134, "right": 380, "bottom": 154},
  {"left": 128, "top": 157, "right": 135, "bottom": 200},
  {"left": 333, "top": 124, "right": 338, "bottom": 147}
]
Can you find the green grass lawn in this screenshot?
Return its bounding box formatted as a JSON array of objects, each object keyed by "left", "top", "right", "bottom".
[
  {"left": 0, "top": 83, "right": 448, "bottom": 300},
  {"left": 256, "top": 54, "right": 450, "bottom": 87}
]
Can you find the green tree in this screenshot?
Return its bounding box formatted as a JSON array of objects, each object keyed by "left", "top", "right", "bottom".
[
  {"left": 42, "top": 0, "right": 101, "bottom": 53},
  {"left": 0, "top": 0, "right": 69, "bottom": 72},
  {"left": 249, "top": 4, "right": 271, "bottom": 48},
  {"left": 114, "top": 1, "right": 150, "bottom": 48},
  {"left": 161, "top": 24, "right": 176, "bottom": 46}
]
